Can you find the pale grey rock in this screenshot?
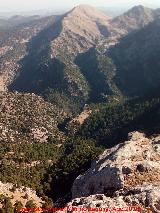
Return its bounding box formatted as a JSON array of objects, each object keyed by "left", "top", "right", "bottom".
[
  {"left": 72, "top": 131, "right": 156, "bottom": 198},
  {"left": 67, "top": 185, "right": 160, "bottom": 212},
  {"left": 69, "top": 132, "right": 160, "bottom": 212}
]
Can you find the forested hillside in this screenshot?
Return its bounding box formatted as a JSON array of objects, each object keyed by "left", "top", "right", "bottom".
[
  {"left": 1, "top": 4, "right": 160, "bottom": 210},
  {"left": 79, "top": 96, "right": 160, "bottom": 147},
  {"left": 1, "top": 5, "right": 159, "bottom": 111},
  {"left": 108, "top": 19, "right": 160, "bottom": 97}
]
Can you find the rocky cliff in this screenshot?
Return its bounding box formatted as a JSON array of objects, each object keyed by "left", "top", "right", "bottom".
[{"left": 66, "top": 132, "right": 160, "bottom": 212}]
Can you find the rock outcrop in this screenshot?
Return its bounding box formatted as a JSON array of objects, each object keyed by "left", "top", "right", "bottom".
[
  {"left": 0, "top": 181, "right": 43, "bottom": 207},
  {"left": 68, "top": 132, "right": 160, "bottom": 212}
]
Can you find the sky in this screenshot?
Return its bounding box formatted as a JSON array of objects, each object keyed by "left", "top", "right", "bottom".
[{"left": 0, "top": 0, "right": 160, "bottom": 13}]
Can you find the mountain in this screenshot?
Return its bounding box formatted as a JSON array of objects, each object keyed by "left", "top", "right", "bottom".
[
  {"left": 108, "top": 18, "right": 160, "bottom": 97},
  {"left": 52, "top": 4, "right": 110, "bottom": 57},
  {"left": 0, "top": 19, "right": 8, "bottom": 29},
  {"left": 110, "top": 5, "right": 156, "bottom": 35},
  {"left": 6, "top": 5, "right": 157, "bottom": 105},
  {"left": 0, "top": 15, "right": 57, "bottom": 90},
  {"left": 0, "top": 15, "right": 42, "bottom": 30},
  {"left": 8, "top": 15, "right": 41, "bottom": 25},
  {"left": 9, "top": 6, "right": 160, "bottom": 103},
  {"left": 0, "top": 5, "right": 160, "bottom": 109},
  {"left": 3, "top": 5, "right": 111, "bottom": 111},
  {"left": 1, "top": 4, "right": 160, "bottom": 209}
]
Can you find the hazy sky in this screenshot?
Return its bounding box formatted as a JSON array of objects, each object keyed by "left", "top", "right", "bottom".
[{"left": 0, "top": 0, "right": 160, "bottom": 12}]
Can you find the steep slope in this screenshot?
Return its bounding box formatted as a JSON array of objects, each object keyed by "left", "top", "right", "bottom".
[
  {"left": 97, "top": 5, "right": 159, "bottom": 53},
  {"left": 1, "top": 5, "right": 160, "bottom": 110},
  {"left": 84, "top": 7, "right": 160, "bottom": 101},
  {"left": 8, "top": 5, "right": 111, "bottom": 110},
  {"left": 108, "top": 19, "right": 160, "bottom": 97},
  {"left": 110, "top": 5, "right": 156, "bottom": 35},
  {"left": 73, "top": 5, "right": 160, "bottom": 102},
  {"left": 0, "top": 15, "right": 57, "bottom": 91},
  {"left": 52, "top": 5, "right": 110, "bottom": 57},
  {"left": 0, "top": 92, "right": 66, "bottom": 144}
]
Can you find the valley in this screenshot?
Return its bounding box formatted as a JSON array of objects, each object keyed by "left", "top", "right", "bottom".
[{"left": 0, "top": 4, "right": 160, "bottom": 213}]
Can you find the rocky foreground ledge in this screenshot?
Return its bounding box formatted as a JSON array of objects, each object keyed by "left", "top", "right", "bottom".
[{"left": 65, "top": 132, "right": 160, "bottom": 213}]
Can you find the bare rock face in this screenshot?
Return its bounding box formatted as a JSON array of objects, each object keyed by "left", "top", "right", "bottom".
[
  {"left": 68, "top": 185, "right": 160, "bottom": 212},
  {"left": 70, "top": 131, "right": 160, "bottom": 212}
]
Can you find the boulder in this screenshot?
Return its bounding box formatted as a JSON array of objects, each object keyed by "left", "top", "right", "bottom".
[{"left": 69, "top": 131, "right": 160, "bottom": 212}]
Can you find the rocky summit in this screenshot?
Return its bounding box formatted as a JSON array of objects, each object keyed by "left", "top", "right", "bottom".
[
  {"left": 67, "top": 132, "right": 160, "bottom": 212},
  {"left": 51, "top": 4, "right": 111, "bottom": 57}
]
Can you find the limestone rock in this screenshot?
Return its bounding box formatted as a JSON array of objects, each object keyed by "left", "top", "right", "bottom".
[
  {"left": 70, "top": 131, "right": 160, "bottom": 212},
  {"left": 0, "top": 181, "right": 43, "bottom": 207},
  {"left": 68, "top": 184, "right": 160, "bottom": 212}
]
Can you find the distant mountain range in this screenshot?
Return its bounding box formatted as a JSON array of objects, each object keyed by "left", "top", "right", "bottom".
[
  {"left": 0, "top": 4, "right": 160, "bottom": 111},
  {"left": 0, "top": 15, "right": 42, "bottom": 30}
]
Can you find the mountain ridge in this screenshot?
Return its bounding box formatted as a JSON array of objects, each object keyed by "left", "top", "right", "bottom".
[
  {"left": 1, "top": 5, "right": 160, "bottom": 209},
  {"left": 0, "top": 4, "right": 160, "bottom": 111}
]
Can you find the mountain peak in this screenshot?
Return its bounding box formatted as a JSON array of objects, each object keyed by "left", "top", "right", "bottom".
[
  {"left": 131, "top": 5, "right": 146, "bottom": 10},
  {"left": 125, "top": 4, "right": 153, "bottom": 15},
  {"left": 48, "top": 4, "right": 111, "bottom": 58},
  {"left": 73, "top": 4, "right": 96, "bottom": 10},
  {"left": 111, "top": 4, "right": 155, "bottom": 34},
  {"left": 67, "top": 4, "right": 111, "bottom": 21}
]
